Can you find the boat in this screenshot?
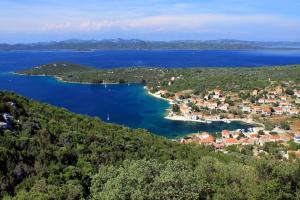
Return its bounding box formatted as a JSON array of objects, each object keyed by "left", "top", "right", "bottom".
[{"left": 107, "top": 114, "right": 110, "bottom": 121}]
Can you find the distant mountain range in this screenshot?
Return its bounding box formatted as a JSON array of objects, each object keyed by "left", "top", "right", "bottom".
[{"left": 1, "top": 39, "right": 300, "bottom": 51}]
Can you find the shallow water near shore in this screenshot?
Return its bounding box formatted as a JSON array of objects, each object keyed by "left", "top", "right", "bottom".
[{"left": 1, "top": 50, "right": 300, "bottom": 137}]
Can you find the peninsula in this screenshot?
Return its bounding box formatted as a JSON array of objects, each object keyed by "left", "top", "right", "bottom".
[{"left": 17, "top": 62, "right": 300, "bottom": 150}]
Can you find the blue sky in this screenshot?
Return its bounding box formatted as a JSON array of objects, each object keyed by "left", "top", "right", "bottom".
[{"left": 1, "top": 0, "right": 300, "bottom": 43}]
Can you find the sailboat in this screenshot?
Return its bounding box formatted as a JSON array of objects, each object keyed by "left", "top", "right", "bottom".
[{"left": 107, "top": 114, "right": 110, "bottom": 121}]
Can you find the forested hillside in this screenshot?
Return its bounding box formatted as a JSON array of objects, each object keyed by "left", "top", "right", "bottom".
[
  {"left": 1, "top": 91, "right": 300, "bottom": 199},
  {"left": 19, "top": 62, "right": 300, "bottom": 93}
]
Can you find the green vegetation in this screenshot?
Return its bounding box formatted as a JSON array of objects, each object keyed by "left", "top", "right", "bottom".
[
  {"left": 1, "top": 91, "right": 300, "bottom": 199},
  {"left": 18, "top": 62, "right": 300, "bottom": 94}
]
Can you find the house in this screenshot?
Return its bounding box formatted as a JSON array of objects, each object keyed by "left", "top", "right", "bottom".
[
  {"left": 282, "top": 106, "right": 291, "bottom": 113},
  {"left": 198, "top": 134, "right": 215, "bottom": 145},
  {"left": 224, "top": 138, "right": 238, "bottom": 146},
  {"left": 231, "top": 131, "right": 241, "bottom": 139},
  {"left": 252, "top": 106, "right": 262, "bottom": 113},
  {"left": 205, "top": 101, "right": 218, "bottom": 110},
  {"left": 242, "top": 105, "right": 251, "bottom": 113},
  {"left": 239, "top": 138, "right": 256, "bottom": 145},
  {"left": 265, "top": 99, "right": 276, "bottom": 104},
  {"left": 270, "top": 134, "right": 281, "bottom": 142},
  {"left": 294, "top": 90, "right": 300, "bottom": 98},
  {"left": 218, "top": 103, "right": 229, "bottom": 111},
  {"left": 258, "top": 98, "right": 265, "bottom": 104},
  {"left": 290, "top": 109, "right": 299, "bottom": 115},
  {"left": 213, "top": 94, "right": 220, "bottom": 99},
  {"left": 294, "top": 132, "right": 300, "bottom": 144},
  {"left": 279, "top": 96, "right": 287, "bottom": 101},
  {"left": 221, "top": 130, "right": 231, "bottom": 138},
  {"left": 242, "top": 100, "right": 250, "bottom": 104},
  {"left": 196, "top": 132, "right": 211, "bottom": 140},
  {"left": 259, "top": 135, "right": 272, "bottom": 146},
  {"left": 279, "top": 101, "right": 290, "bottom": 107},
  {"left": 262, "top": 107, "right": 271, "bottom": 116},
  {"left": 295, "top": 98, "right": 300, "bottom": 104},
  {"left": 273, "top": 107, "right": 283, "bottom": 115},
  {"left": 174, "top": 92, "right": 184, "bottom": 100}
]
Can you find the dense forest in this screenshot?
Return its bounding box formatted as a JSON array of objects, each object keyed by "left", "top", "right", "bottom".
[
  {"left": 19, "top": 62, "right": 300, "bottom": 94},
  {"left": 1, "top": 91, "right": 300, "bottom": 199}
]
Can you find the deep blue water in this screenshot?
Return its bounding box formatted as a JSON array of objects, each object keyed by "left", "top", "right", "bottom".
[{"left": 1, "top": 50, "right": 300, "bottom": 138}]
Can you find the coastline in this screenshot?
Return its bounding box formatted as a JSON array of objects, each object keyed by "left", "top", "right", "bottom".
[
  {"left": 164, "top": 114, "right": 264, "bottom": 128},
  {"left": 15, "top": 71, "right": 265, "bottom": 131},
  {"left": 145, "top": 87, "right": 265, "bottom": 129},
  {"left": 13, "top": 72, "right": 123, "bottom": 85}
]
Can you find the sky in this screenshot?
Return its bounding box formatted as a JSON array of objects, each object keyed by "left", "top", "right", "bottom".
[{"left": 1, "top": 0, "right": 300, "bottom": 43}]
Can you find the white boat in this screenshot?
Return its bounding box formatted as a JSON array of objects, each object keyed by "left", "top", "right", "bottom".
[{"left": 107, "top": 114, "right": 110, "bottom": 121}]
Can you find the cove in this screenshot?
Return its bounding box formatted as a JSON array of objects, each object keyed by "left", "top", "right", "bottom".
[{"left": 0, "top": 73, "right": 253, "bottom": 138}]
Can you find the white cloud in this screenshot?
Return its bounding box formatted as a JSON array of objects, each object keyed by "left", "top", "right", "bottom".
[
  {"left": 1, "top": 13, "right": 300, "bottom": 41},
  {"left": 39, "top": 14, "right": 299, "bottom": 33}
]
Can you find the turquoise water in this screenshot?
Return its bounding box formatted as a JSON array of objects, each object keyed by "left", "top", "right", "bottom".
[{"left": 1, "top": 50, "right": 300, "bottom": 137}]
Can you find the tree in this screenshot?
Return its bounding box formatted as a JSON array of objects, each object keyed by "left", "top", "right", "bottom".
[
  {"left": 286, "top": 88, "right": 294, "bottom": 95},
  {"left": 172, "top": 104, "right": 180, "bottom": 113},
  {"left": 280, "top": 121, "right": 290, "bottom": 130}
]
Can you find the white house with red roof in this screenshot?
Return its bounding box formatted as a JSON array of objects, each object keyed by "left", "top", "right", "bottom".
[
  {"left": 221, "top": 130, "right": 231, "bottom": 138},
  {"left": 273, "top": 107, "right": 283, "bottom": 115}
]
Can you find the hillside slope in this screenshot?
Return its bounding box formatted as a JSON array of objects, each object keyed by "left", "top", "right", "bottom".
[{"left": 1, "top": 92, "right": 300, "bottom": 199}]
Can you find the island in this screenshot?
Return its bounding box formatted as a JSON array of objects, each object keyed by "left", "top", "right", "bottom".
[{"left": 17, "top": 63, "right": 300, "bottom": 154}]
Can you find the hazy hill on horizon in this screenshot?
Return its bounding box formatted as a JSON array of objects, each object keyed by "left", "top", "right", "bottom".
[{"left": 1, "top": 39, "right": 300, "bottom": 51}]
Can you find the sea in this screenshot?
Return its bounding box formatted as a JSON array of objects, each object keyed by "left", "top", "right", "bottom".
[{"left": 1, "top": 49, "right": 300, "bottom": 138}]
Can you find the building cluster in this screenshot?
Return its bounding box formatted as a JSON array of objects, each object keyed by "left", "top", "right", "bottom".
[
  {"left": 179, "top": 129, "right": 297, "bottom": 150},
  {"left": 157, "top": 85, "right": 300, "bottom": 122}
]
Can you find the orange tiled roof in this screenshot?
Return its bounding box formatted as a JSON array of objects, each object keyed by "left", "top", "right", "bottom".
[
  {"left": 199, "top": 135, "right": 215, "bottom": 144},
  {"left": 270, "top": 134, "right": 280, "bottom": 140},
  {"left": 262, "top": 107, "right": 271, "bottom": 113},
  {"left": 222, "top": 130, "right": 230, "bottom": 136},
  {"left": 224, "top": 138, "right": 238, "bottom": 144}
]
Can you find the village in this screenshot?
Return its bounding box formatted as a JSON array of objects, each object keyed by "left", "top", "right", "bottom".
[{"left": 151, "top": 79, "right": 300, "bottom": 159}]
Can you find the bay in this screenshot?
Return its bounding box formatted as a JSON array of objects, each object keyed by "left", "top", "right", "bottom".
[{"left": 1, "top": 50, "right": 300, "bottom": 138}]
